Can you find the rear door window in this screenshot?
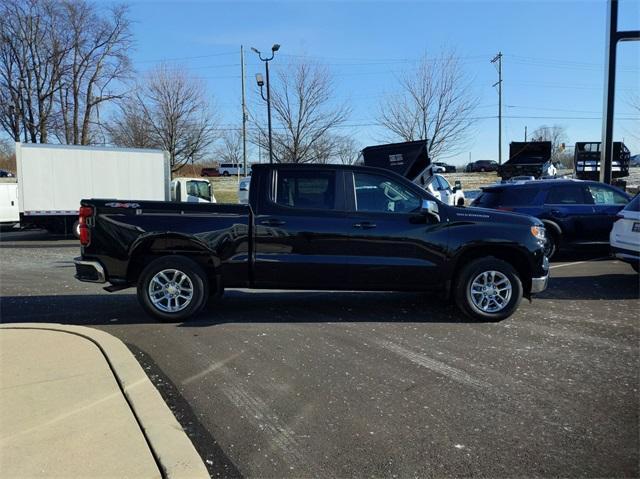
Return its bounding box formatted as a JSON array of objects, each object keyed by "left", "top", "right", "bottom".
[
  {"left": 545, "top": 185, "right": 587, "bottom": 205},
  {"left": 274, "top": 170, "right": 336, "bottom": 210},
  {"left": 499, "top": 187, "right": 539, "bottom": 206},
  {"left": 586, "top": 184, "right": 628, "bottom": 206}
]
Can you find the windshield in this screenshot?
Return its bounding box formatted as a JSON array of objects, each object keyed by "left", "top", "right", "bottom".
[{"left": 186, "top": 180, "right": 210, "bottom": 201}]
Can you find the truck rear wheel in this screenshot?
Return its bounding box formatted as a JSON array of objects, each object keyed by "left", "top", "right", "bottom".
[
  {"left": 137, "top": 255, "right": 209, "bottom": 322},
  {"left": 454, "top": 257, "right": 523, "bottom": 322}
]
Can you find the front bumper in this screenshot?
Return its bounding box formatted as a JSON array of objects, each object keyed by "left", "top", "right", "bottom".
[
  {"left": 530, "top": 274, "right": 549, "bottom": 293},
  {"left": 612, "top": 246, "right": 640, "bottom": 265},
  {"left": 530, "top": 255, "right": 549, "bottom": 294},
  {"left": 74, "top": 257, "right": 106, "bottom": 283}
]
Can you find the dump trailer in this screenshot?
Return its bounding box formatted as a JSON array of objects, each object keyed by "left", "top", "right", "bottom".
[
  {"left": 498, "top": 142, "right": 556, "bottom": 180},
  {"left": 17, "top": 143, "right": 170, "bottom": 235},
  {"left": 574, "top": 142, "right": 630, "bottom": 181},
  {"left": 360, "top": 140, "right": 432, "bottom": 187}
]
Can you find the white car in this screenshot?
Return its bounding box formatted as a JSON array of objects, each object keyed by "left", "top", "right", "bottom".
[
  {"left": 610, "top": 194, "right": 640, "bottom": 273},
  {"left": 424, "top": 174, "right": 465, "bottom": 206}
]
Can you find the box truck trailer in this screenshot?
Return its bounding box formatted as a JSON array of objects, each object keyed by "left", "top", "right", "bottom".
[{"left": 16, "top": 143, "right": 171, "bottom": 236}]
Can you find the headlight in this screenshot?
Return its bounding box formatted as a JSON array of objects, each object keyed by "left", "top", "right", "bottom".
[{"left": 531, "top": 225, "right": 545, "bottom": 241}]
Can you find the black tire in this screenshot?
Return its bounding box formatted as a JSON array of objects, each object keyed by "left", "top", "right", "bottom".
[
  {"left": 454, "top": 256, "right": 523, "bottom": 322},
  {"left": 222, "top": 171, "right": 230, "bottom": 177},
  {"left": 543, "top": 230, "right": 558, "bottom": 259},
  {"left": 137, "top": 255, "right": 209, "bottom": 322},
  {"left": 457, "top": 197, "right": 465, "bottom": 206}
]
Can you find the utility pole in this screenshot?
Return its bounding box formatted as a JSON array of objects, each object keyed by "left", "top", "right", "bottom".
[
  {"left": 491, "top": 52, "right": 503, "bottom": 164},
  {"left": 241, "top": 45, "right": 247, "bottom": 177},
  {"left": 524, "top": 125, "right": 527, "bottom": 141},
  {"left": 601, "top": 0, "right": 639, "bottom": 184}
]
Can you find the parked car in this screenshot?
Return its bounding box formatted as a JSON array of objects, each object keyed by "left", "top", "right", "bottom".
[
  {"left": 75, "top": 163, "right": 549, "bottom": 322},
  {"left": 466, "top": 160, "right": 499, "bottom": 173},
  {"left": 610, "top": 194, "right": 640, "bottom": 273},
  {"left": 0, "top": 169, "right": 15, "bottom": 177},
  {"left": 219, "top": 163, "right": 242, "bottom": 176},
  {"left": 200, "top": 167, "right": 220, "bottom": 177},
  {"left": 424, "top": 174, "right": 465, "bottom": 206},
  {"left": 432, "top": 164, "right": 446, "bottom": 173},
  {"left": 471, "top": 179, "right": 631, "bottom": 258},
  {"left": 238, "top": 176, "right": 251, "bottom": 204},
  {"left": 433, "top": 161, "right": 456, "bottom": 173}
]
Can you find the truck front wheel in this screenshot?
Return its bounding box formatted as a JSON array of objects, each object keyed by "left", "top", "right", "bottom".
[
  {"left": 137, "top": 255, "right": 209, "bottom": 322},
  {"left": 454, "top": 257, "right": 523, "bottom": 321}
]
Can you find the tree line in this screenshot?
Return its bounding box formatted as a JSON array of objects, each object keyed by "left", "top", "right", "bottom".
[{"left": 4, "top": 0, "right": 546, "bottom": 173}]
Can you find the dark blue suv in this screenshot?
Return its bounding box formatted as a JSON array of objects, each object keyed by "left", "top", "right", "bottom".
[{"left": 471, "top": 179, "right": 631, "bottom": 258}]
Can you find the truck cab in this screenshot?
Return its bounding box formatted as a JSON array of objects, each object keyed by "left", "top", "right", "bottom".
[{"left": 170, "top": 177, "right": 216, "bottom": 203}]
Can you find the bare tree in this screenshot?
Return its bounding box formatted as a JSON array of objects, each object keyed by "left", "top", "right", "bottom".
[
  {"left": 110, "top": 64, "right": 217, "bottom": 172},
  {"left": 377, "top": 51, "right": 478, "bottom": 160},
  {"left": 530, "top": 124, "right": 568, "bottom": 163},
  {"left": 54, "top": 1, "right": 132, "bottom": 145},
  {"left": 105, "top": 99, "right": 158, "bottom": 149},
  {"left": 215, "top": 129, "right": 243, "bottom": 165},
  {"left": 252, "top": 61, "right": 350, "bottom": 163},
  {"left": 0, "top": 0, "right": 132, "bottom": 145},
  {"left": 0, "top": 0, "right": 68, "bottom": 143},
  {"left": 334, "top": 135, "right": 360, "bottom": 165}
]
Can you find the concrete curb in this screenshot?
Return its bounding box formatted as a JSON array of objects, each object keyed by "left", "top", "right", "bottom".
[{"left": 0, "top": 323, "right": 209, "bottom": 479}]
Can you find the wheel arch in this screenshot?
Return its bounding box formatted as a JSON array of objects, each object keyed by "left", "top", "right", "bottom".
[
  {"left": 540, "top": 219, "right": 562, "bottom": 239},
  {"left": 450, "top": 245, "right": 533, "bottom": 296},
  {"left": 127, "top": 233, "right": 221, "bottom": 288}
]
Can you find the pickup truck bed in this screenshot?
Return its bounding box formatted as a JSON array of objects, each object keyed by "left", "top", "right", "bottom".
[{"left": 75, "top": 164, "right": 549, "bottom": 322}]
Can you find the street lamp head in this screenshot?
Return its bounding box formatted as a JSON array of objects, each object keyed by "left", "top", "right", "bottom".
[
  {"left": 271, "top": 44, "right": 280, "bottom": 52},
  {"left": 251, "top": 47, "right": 260, "bottom": 55},
  {"left": 255, "top": 73, "right": 264, "bottom": 87}
]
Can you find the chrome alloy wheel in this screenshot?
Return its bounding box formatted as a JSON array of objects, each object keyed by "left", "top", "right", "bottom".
[
  {"left": 470, "top": 270, "right": 512, "bottom": 313},
  {"left": 148, "top": 269, "right": 194, "bottom": 313}
]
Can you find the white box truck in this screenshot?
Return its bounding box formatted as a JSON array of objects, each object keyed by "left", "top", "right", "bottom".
[
  {"left": 0, "top": 179, "right": 19, "bottom": 226},
  {"left": 16, "top": 143, "right": 170, "bottom": 235}
]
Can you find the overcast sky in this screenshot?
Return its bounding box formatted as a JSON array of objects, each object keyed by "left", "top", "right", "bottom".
[{"left": 128, "top": 0, "right": 639, "bottom": 165}]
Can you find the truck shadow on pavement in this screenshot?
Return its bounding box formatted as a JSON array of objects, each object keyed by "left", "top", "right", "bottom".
[
  {"left": 1, "top": 291, "right": 470, "bottom": 325},
  {"left": 2, "top": 271, "right": 637, "bottom": 327}
]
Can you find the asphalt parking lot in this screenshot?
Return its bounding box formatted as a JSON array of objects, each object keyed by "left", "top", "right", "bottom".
[{"left": 1, "top": 230, "right": 638, "bottom": 478}]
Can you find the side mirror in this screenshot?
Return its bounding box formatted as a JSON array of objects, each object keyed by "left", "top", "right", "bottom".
[
  {"left": 421, "top": 199, "right": 440, "bottom": 221},
  {"left": 453, "top": 180, "right": 462, "bottom": 192}
]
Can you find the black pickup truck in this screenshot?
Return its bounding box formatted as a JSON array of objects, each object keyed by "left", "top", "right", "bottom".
[{"left": 74, "top": 163, "right": 549, "bottom": 322}]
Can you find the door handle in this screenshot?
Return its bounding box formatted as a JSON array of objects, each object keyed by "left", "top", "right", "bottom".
[
  {"left": 261, "top": 219, "right": 286, "bottom": 226},
  {"left": 550, "top": 209, "right": 566, "bottom": 217},
  {"left": 353, "top": 222, "right": 376, "bottom": 229}
]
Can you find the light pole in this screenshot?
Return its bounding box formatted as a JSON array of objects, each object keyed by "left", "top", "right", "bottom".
[{"left": 252, "top": 44, "right": 280, "bottom": 164}]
